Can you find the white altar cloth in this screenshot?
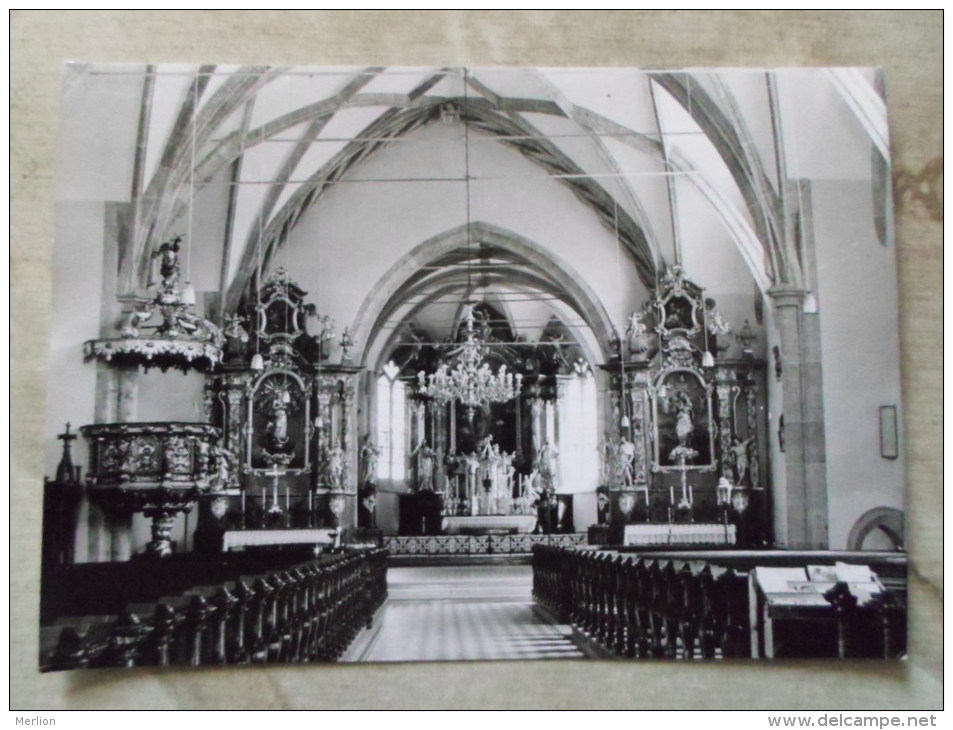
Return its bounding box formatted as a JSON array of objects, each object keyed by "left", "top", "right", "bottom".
[
  {"left": 222, "top": 528, "right": 337, "bottom": 551},
  {"left": 442, "top": 515, "right": 537, "bottom": 535}
]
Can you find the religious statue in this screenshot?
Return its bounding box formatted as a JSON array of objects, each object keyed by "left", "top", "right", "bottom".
[
  {"left": 544, "top": 333, "right": 570, "bottom": 371},
  {"left": 499, "top": 451, "right": 516, "bottom": 513},
  {"left": 730, "top": 436, "right": 755, "bottom": 486},
  {"left": 625, "top": 310, "right": 650, "bottom": 358},
  {"left": 610, "top": 327, "right": 623, "bottom": 360},
  {"left": 530, "top": 399, "right": 543, "bottom": 453},
  {"left": 327, "top": 445, "right": 346, "bottom": 488},
  {"left": 440, "top": 101, "right": 460, "bottom": 124},
  {"left": 671, "top": 391, "right": 694, "bottom": 447},
  {"left": 522, "top": 469, "right": 542, "bottom": 514},
  {"left": 151, "top": 235, "right": 182, "bottom": 295},
  {"left": 414, "top": 442, "right": 436, "bottom": 491},
  {"left": 537, "top": 440, "right": 558, "bottom": 490},
  {"left": 339, "top": 327, "right": 354, "bottom": 362},
  {"left": 222, "top": 314, "right": 249, "bottom": 361},
  {"left": 705, "top": 298, "right": 731, "bottom": 336},
  {"left": 464, "top": 453, "right": 481, "bottom": 514},
  {"left": 360, "top": 438, "right": 381, "bottom": 485},
  {"left": 267, "top": 391, "right": 290, "bottom": 450},
  {"left": 213, "top": 444, "right": 237, "bottom": 490},
  {"left": 617, "top": 437, "right": 637, "bottom": 486},
  {"left": 317, "top": 315, "right": 336, "bottom": 358},
  {"left": 224, "top": 314, "right": 248, "bottom": 343},
  {"left": 736, "top": 319, "right": 757, "bottom": 357}
]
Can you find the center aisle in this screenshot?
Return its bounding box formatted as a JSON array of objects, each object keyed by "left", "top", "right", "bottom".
[{"left": 345, "top": 565, "right": 585, "bottom": 663}]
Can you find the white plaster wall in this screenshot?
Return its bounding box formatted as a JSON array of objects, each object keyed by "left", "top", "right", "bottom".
[
  {"left": 812, "top": 179, "right": 905, "bottom": 548},
  {"left": 46, "top": 67, "right": 143, "bottom": 475},
  {"left": 775, "top": 70, "right": 874, "bottom": 183},
  {"left": 44, "top": 202, "right": 105, "bottom": 476},
  {"left": 56, "top": 66, "right": 143, "bottom": 203}
]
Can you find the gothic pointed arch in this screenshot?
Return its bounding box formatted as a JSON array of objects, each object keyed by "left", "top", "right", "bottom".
[{"left": 351, "top": 222, "right": 619, "bottom": 370}]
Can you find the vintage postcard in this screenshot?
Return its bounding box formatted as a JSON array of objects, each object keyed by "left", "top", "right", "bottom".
[{"left": 40, "top": 65, "right": 906, "bottom": 669}]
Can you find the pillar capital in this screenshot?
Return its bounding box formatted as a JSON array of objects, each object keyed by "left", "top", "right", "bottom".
[{"left": 767, "top": 284, "right": 807, "bottom": 308}]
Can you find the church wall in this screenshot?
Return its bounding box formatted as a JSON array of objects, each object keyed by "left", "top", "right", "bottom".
[
  {"left": 775, "top": 70, "right": 874, "bottom": 183},
  {"left": 811, "top": 178, "right": 905, "bottom": 549},
  {"left": 56, "top": 67, "right": 143, "bottom": 204},
  {"left": 46, "top": 68, "right": 145, "bottom": 476},
  {"left": 47, "top": 68, "right": 206, "bottom": 559},
  {"left": 45, "top": 202, "right": 106, "bottom": 477}
]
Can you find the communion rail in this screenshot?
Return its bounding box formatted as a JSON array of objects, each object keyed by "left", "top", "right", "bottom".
[
  {"left": 532, "top": 546, "right": 906, "bottom": 660},
  {"left": 40, "top": 548, "right": 388, "bottom": 671}
]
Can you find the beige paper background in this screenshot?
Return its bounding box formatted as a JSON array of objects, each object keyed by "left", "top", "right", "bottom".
[{"left": 11, "top": 10, "right": 942, "bottom": 710}]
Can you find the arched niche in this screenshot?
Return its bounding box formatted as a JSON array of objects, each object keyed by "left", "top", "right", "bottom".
[
  {"left": 847, "top": 506, "right": 904, "bottom": 552},
  {"left": 247, "top": 369, "right": 312, "bottom": 474},
  {"left": 651, "top": 368, "right": 716, "bottom": 471}
]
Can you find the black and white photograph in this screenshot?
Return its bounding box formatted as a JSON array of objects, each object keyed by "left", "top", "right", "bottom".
[{"left": 37, "top": 63, "right": 909, "bottom": 672}]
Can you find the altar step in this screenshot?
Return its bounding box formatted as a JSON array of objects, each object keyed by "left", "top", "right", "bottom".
[
  {"left": 388, "top": 553, "right": 531, "bottom": 567},
  {"left": 383, "top": 532, "right": 586, "bottom": 558}
]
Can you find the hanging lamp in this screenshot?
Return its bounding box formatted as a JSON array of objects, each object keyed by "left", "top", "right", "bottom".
[{"left": 416, "top": 71, "right": 522, "bottom": 420}]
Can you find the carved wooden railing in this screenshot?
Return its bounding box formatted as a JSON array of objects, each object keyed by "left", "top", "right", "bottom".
[
  {"left": 532, "top": 546, "right": 906, "bottom": 659},
  {"left": 41, "top": 548, "right": 388, "bottom": 671}
]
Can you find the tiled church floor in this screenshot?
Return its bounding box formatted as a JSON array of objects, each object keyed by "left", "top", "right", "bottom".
[{"left": 346, "top": 565, "right": 586, "bottom": 663}]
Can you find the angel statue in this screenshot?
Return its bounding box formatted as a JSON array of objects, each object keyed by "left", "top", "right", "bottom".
[{"left": 360, "top": 438, "right": 381, "bottom": 484}]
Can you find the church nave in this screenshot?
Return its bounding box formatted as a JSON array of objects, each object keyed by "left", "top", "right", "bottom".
[{"left": 346, "top": 565, "right": 585, "bottom": 663}]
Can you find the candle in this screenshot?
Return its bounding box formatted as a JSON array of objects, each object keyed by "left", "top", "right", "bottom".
[
  {"left": 308, "top": 491, "right": 313, "bottom": 512},
  {"left": 669, "top": 485, "right": 674, "bottom": 505},
  {"left": 241, "top": 490, "right": 246, "bottom": 514},
  {"left": 262, "top": 486, "right": 266, "bottom": 508},
  {"left": 285, "top": 487, "right": 290, "bottom": 512}
]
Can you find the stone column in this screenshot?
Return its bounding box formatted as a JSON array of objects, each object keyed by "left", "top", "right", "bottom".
[
  {"left": 629, "top": 373, "right": 651, "bottom": 485},
  {"left": 528, "top": 397, "right": 542, "bottom": 457},
  {"left": 800, "top": 310, "right": 829, "bottom": 548},
  {"left": 109, "top": 363, "right": 138, "bottom": 561},
  {"left": 715, "top": 367, "right": 737, "bottom": 481},
  {"left": 769, "top": 284, "right": 827, "bottom": 549}
]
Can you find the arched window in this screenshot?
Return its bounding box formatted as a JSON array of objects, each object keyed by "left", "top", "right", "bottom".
[
  {"left": 376, "top": 361, "right": 406, "bottom": 483},
  {"left": 558, "top": 362, "right": 599, "bottom": 492}
]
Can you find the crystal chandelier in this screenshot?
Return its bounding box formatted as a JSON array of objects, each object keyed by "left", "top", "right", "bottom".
[
  {"left": 417, "top": 304, "right": 522, "bottom": 419},
  {"left": 416, "top": 79, "right": 522, "bottom": 418}
]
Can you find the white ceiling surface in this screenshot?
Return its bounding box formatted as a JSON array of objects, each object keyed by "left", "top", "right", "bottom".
[
  {"left": 142, "top": 67, "right": 668, "bottom": 270},
  {"left": 131, "top": 65, "right": 882, "bottom": 359}
]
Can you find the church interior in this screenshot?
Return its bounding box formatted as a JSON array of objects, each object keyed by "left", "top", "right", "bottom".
[{"left": 40, "top": 64, "right": 908, "bottom": 667}]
